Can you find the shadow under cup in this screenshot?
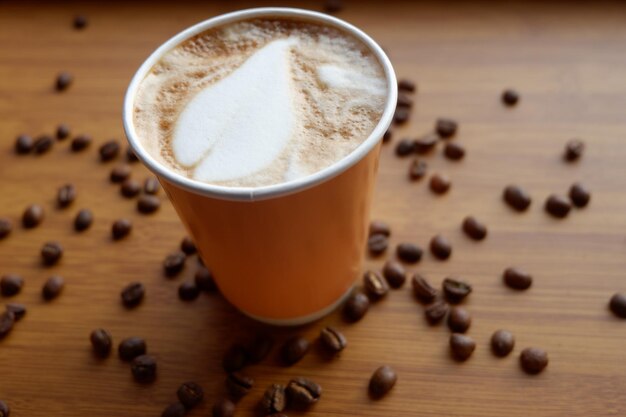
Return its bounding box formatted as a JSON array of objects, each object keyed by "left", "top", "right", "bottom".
[{"left": 123, "top": 8, "right": 397, "bottom": 325}]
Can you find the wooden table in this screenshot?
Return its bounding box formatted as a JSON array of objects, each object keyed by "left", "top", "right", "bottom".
[{"left": 1, "top": 1, "right": 625, "bottom": 416}]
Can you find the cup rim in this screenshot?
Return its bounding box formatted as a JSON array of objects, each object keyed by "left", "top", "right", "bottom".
[{"left": 123, "top": 7, "right": 397, "bottom": 202}]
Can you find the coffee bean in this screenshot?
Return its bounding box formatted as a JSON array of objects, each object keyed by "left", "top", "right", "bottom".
[
  {"left": 382, "top": 260, "right": 406, "bottom": 288},
  {"left": 545, "top": 194, "right": 571, "bottom": 218},
  {"left": 447, "top": 306, "right": 471, "bottom": 333},
  {"left": 162, "top": 403, "right": 186, "bottom": 417},
  {"left": 319, "top": 326, "right": 347, "bottom": 353},
  {"left": 144, "top": 176, "right": 161, "bottom": 194},
  {"left": 121, "top": 282, "right": 144, "bottom": 308},
  {"left": 0, "top": 218, "right": 11, "bottom": 240},
  {"left": 443, "top": 142, "right": 465, "bottom": 160},
  {"left": 261, "top": 385, "right": 287, "bottom": 414},
  {"left": 429, "top": 173, "right": 451, "bottom": 194},
  {"left": 90, "top": 328, "right": 113, "bottom": 358},
  {"left": 363, "top": 270, "right": 389, "bottom": 300},
  {"left": 33, "top": 134, "right": 54, "bottom": 154},
  {"left": 22, "top": 204, "right": 44, "bottom": 228},
  {"left": 6, "top": 303, "right": 26, "bottom": 321},
  {"left": 369, "top": 220, "right": 390, "bottom": 237},
  {"left": 71, "top": 134, "right": 92, "bottom": 151},
  {"left": 436, "top": 118, "right": 457, "bottom": 139},
  {"left": 15, "top": 134, "right": 34, "bottom": 154},
  {"left": 503, "top": 185, "right": 531, "bottom": 211},
  {"left": 430, "top": 235, "right": 452, "bottom": 260},
  {"left": 126, "top": 146, "right": 139, "bottom": 163},
  {"left": 110, "top": 164, "right": 131, "bottom": 183},
  {"left": 369, "top": 365, "right": 397, "bottom": 398},
  {"left": 395, "top": 138, "right": 415, "bottom": 156},
  {"left": 178, "top": 282, "right": 199, "bottom": 301},
  {"left": 503, "top": 267, "right": 532, "bottom": 290},
  {"left": 442, "top": 277, "right": 472, "bottom": 303},
  {"left": 56, "top": 123, "right": 70, "bottom": 140},
  {"left": 491, "top": 329, "right": 515, "bottom": 357},
  {"left": 180, "top": 236, "right": 196, "bottom": 255},
  {"left": 74, "top": 209, "right": 93, "bottom": 231},
  {"left": 41, "top": 241, "right": 63, "bottom": 266},
  {"left": 450, "top": 333, "right": 476, "bottom": 361},
  {"left": 137, "top": 195, "right": 161, "bottom": 214},
  {"left": 222, "top": 344, "right": 248, "bottom": 372},
  {"left": 564, "top": 139, "right": 584, "bottom": 162},
  {"left": 118, "top": 337, "right": 146, "bottom": 361},
  {"left": 111, "top": 218, "right": 132, "bottom": 240},
  {"left": 393, "top": 107, "right": 410, "bottom": 125},
  {"left": 609, "top": 293, "right": 626, "bottom": 318},
  {"left": 177, "top": 381, "right": 204, "bottom": 409},
  {"left": 520, "top": 347, "right": 548, "bottom": 374},
  {"left": 281, "top": 336, "right": 310, "bottom": 365},
  {"left": 226, "top": 372, "right": 254, "bottom": 399},
  {"left": 131, "top": 354, "right": 157, "bottom": 383},
  {"left": 343, "top": 292, "right": 370, "bottom": 322},
  {"left": 397, "top": 93, "right": 413, "bottom": 108},
  {"left": 412, "top": 274, "right": 438, "bottom": 303},
  {"left": 0, "top": 274, "right": 23, "bottom": 297},
  {"left": 0, "top": 310, "right": 15, "bottom": 339},
  {"left": 164, "top": 252, "right": 186, "bottom": 277},
  {"left": 55, "top": 72, "right": 73, "bottom": 91},
  {"left": 99, "top": 140, "right": 120, "bottom": 162},
  {"left": 398, "top": 79, "right": 416, "bottom": 92},
  {"left": 424, "top": 301, "right": 449, "bottom": 324},
  {"left": 569, "top": 183, "right": 590, "bottom": 208},
  {"left": 245, "top": 333, "right": 274, "bottom": 363},
  {"left": 0, "top": 400, "right": 9, "bottom": 417},
  {"left": 367, "top": 234, "right": 388, "bottom": 256},
  {"left": 211, "top": 399, "right": 235, "bottom": 417},
  {"left": 42, "top": 275, "right": 64, "bottom": 300},
  {"left": 462, "top": 216, "right": 487, "bottom": 240},
  {"left": 382, "top": 129, "right": 392, "bottom": 143},
  {"left": 324, "top": 0, "right": 343, "bottom": 13},
  {"left": 396, "top": 242, "right": 422, "bottom": 263},
  {"left": 408, "top": 159, "right": 427, "bottom": 181},
  {"left": 286, "top": 377, "right": 322, "bottom": 408},
  {"left": 120, "top": 179, "right": 141, "bottom": 198},
  {"left": 73, "top": 14, "right": 88, "bottom": 29},
  {"left": 195, "top": 266, "right": 217, "bottom": 292},
  {"left": 57, "top": 184, "right": 76, "bottom": 208},
  {"left": 414, "top": 133, "right": 438, "bottom": 154},
  {"left": 502, "top": 89, "right": 519, "bottom": 106}
]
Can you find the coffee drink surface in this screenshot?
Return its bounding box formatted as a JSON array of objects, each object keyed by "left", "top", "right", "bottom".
[{"left": 133, "top": 18, "right": 387, "bottom": 187}]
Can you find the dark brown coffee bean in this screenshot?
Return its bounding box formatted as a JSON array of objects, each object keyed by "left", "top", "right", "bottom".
[
  {"left": 56, "top": 123, "right": 70, "bottom": 140},
  {"left": 180, "top": 236, "right": 196, "bottom": 255},
  {"left": 343, "top": 292, "right": 370, "bottom": 322},
  {"left": 0, "top": 310, "right": 14, "bottom": 339},
  {"left": 177, "top": 382, "right": 204, "bottom": 409},
  {"left": 34, "top": 134, "right": 54, "bottom": 154},
  {"left": 226, "top": 372, "right": 254, "bottom": 399},
  {"left": 245, "top": 334, "right": 273, "bottom": 363},
  {"left": 503, "top": 267, "right": 532, "bottom": 290},
  {"left": 57, "top": 184, "right": 76, "bottom": 208},
  {"left": 144, "top": 176, "right": 161, "bottom": 194},
  {"left": 90, "top": 328, "right": 113, "bottom": 358},
  {"left": 414, "top": 133, "right": 438, "bottom": 154},
  {"left": 424, "top": 301, "right": 448, "bottom": 324},
  {"left": 462, "top": 216, "right": 487, "bottom": 240},
  {"left": 369, "top": 365, "right": 397, "bottom": 398},
  {"left": 118, "top": 337, "right": 146, "bottom": 361},
  {"left": 442, "top": 277, "right": 472, "bottom": 303},
  {"left": 110, "top": 164, "right": 131, "bottom": 183},
  {"left": 0, "top": 274, "right": 23, "bottom": 297},
  {"left": 0, "top": 218, "right": 11, "bottom": 240},
  {"left": 429, "top": 173, "right": 451, "bottom": 194},
  {"left": 162, "top": 403, "right": 186, "bottom": 417},
  {"left": 397, "top": 93, "right": 413, "bottom": 108},
  {"left": 382, "top": 261, "right": 406, "bottom": 288},
  {"left": 398, "top": 79, "right": 416, "bottom": 92},
  {"left": 121, "top": 282, "right": 144, "bottom": 308},
  {"left": 137, "top": 194, "right": 161, "bottom": 214},
  {"left": 450, "top": 333, "right": 475, "bottom": 361},
  {"left": 491, "top": 329, "right": 515, "bottom": 357},
  {"left": 222, "top": 344, "right": 248, "bottom": 372},
  {"left": 396, "top": 242, "right": 422, "bottom": 264},
  {"left": 609, "top": 293, "right": 626, "bottom": 318},
  {"left": 503, "top": 185, "right": 531, "bottom": 211},
  {"left": 211, "top": 399, "right": 234, "bottom": 417},
  {"left": 261, "top": 384, "right": 286, "bottom": 414},
  {"left": 42, "top": 275, "right": 64, "bottom": 300},
  {"left": 0, "top": 400, "right": 9, "bottom": 417},
  {"left": 363, "top": 270, "right": 389, "bottom": 300},
  {"left": 15, "top": 134, "right": 34, "bottom": 154},
  {"left": 520, "top": 347, "right": 548, "bottom": 374},
  {"left": 395, "top": 138, "right": 415, "bottom": 156},
  {"left": 393, "top": 107, "right": 410, "bottom": 125},
  {"left": 73, "top": 14, "right": 88, "bottom": 29},
  {"left": 324, "top": 0, "right": 343, "bottom": 13},
  {"left": 99, "top": 140, "right": 120, "bottom": 162},
  {"left": 195, "top": 266, "right": 217, "bottom": 292},
  {"left": 41, "top": 241, "right": 63, "bottom": 265},
  {"left": 408, "top": 159, "right": 427, "bottom": 181},
  {"left": 430, "top": 235, "right": 452, "bottom": 260},
  {"left": 569, "top": 183, "right": 590, "bottom": 208},
  {"left": 178, "top": 282, "right": 199, "bottom": 301},
  {"left": 382, "top": 129, "right": 392, "bottom": 143},
  {"left": 6, "top": 303, "right": 26, "bottom": 321},
  {"left": 412, "top": 274, "right": 438, "bottom": 303},
  {"left": 120, "top": 179, "right": 141, "bottom": 198},
  {"left": 545, "top": 194, "right": 571, "bottom": 218},
  {"left": 22, "top": 204, "right": 44, "bottom": 228},
  {"left": 319, "top": 326, "right": 347, "bottom": 353},
  {"left": 369, "top": 220, "right": 391, "bottom": 237},
  {"left": 502, "top": 89, "right": 519, "bottom": 106},
  {"left": 111, "top": 218, "right": 132, "bottom": 240},
  {"left": 443, "top": 142, "right": 465, "bottom": 160},
  {"left": 281, "top": 336, "right": 310, "bottom": 365},
  {"left": 164, "top": 252, "right": 186, "bottom": 277},
  {"left": 126, "top": 146, "right": 139, "bottom": 163},
  {"left": 286, "top": 377, "right": 321, "bottom": 408},
  {"left": 74, "top": 209, "right": 93, "bottom": 231},
  {"left": 436, "top": 118, "right": 458, "bottom": 139},
  {"left": 71, "top": 134, "right": 92, "bottom": 151},
  {"left": 447, "top": 306, "right": 471, "bottom": 333},
  {"left": 367, "top": 234, "right": 388, "bottom": 256},
  {"left": 131, "top": 354, "right": 157, "bottom": 383},
  {"left": 55, "top": 72, "right": 73, "bottom": 91},
  {"left": 564, "top": 139, "right": 584, "bottom": 162}
]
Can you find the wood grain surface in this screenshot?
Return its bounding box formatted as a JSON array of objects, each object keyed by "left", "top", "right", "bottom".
[{"left": 1, "top": 1, "right": 625, "bottom": 416}]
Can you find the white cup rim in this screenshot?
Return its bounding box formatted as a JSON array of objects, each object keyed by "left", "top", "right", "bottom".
[{"left": 123, "top": 7, "right": 397, "bottom": 202}]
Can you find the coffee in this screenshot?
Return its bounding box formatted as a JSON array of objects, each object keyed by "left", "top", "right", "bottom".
[{"left": 133, "top": 18, "right": 387, "bottom": 187}]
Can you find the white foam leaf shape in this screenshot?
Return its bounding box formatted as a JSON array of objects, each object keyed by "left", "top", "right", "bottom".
[
  {"left": 317, "top": 64, "right": 386, "bottom": 97},
  {"left": 173, "top": 39, "right": 296, "bottom": 183}
]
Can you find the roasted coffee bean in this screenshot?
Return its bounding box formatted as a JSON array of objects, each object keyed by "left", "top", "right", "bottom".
[
  {"left": 118, "top": 337, "right": 146, "bottom": 361},
  {"left": 33, "top": 134, "right": 53, "bottom": 154},
  {"left": 261, "top": 384, "right": 286, "bottom": 414},
  {"left": 222, "top": 344, "right": 248, "bottom": 372},
  {"left": 178, "top": 282, "right": 199, "bottom": 301},
  {"left": 369, "top": 365, "right": 397, "bottom": 398},
  {"left": 71, "top": 134, "right": 92, "bottom": 151},
  {"left": 73, "top": 14, "right": 88, "bottom": 29},
  {"left": 74, "top": 209, "right": 93, "bottom": 231},
  {"left": 609, "top": 293, "right": 626, "bottom": 318},
  {"left": 110, "top": 164, "right": 131, "bottom": 183},
  {"left": 226, "top": 372, "right": 254, "bottom": 399},
  {"left": 502, "top": 89, "right": 519, "bottom": 106},
  {"left": 397, "top": 93, "right": 413, "bottom": 109},
  {"left": 324, "top": 0, "right": 343, "bottom": 13},
  {"left": 363, "top": 270, "right": 389, "bottom": 299},
  {"left": 443, "top": 142, "right": 465, "bottom": 160},
  {"left": 131, "top": 354, "right": 157, "bottom": 383},
  {"left": 545, "top": 194, "right": 571, "bottom": 218},
  {"left": 447, "top": 306, "right": 471, "bottom": 333},
  {"left": 195, "top": 266, "right": 217, "bottom": 292},
  {"left": 0, "top": 274, "right": 23, "bottom": 297},
  {"left": 319, "top": 326, "right": 347, "bottom": 353},
  {"left": 436, "top": 118, "right": 458, "bottom": 139},
  {"left": 520, "top": 347, "right": 548, "bottom": 374},
  {"left": 430, "top": 235, "right": 452, "bottom": 260},
  {"left": 429, "top": 173, "right": 451, "bottom": 194},
  {"left": 564, "top": 139, "right": 584, "bottom": 162},
  {"left": 90, "top": 328, "right": 113, "bottom": 358},
  {"left": 245, "top": 334, "right": 273, "bottom": 363},
  {"left": 398, "top": 79, "right": 416, "bottom": 92},
  {"left": 343, "top": 292, "right": 370, "bottom": 322},
  {"left": 180, "top": 236, "right": 196, "bottom": 255},
  {"left": 144, "top": 176, "right": 160, "bottom": 194},
  {"left": 120, "top": 179, "right": 141, "bottom": 198},
  {"left": 369, "top": 220, "right": 391, "bottom": 237},
  {"left": 211, "top": 399, "right": 235, "bottom": 417},
  {"left": 41, "top": 241, "right": 63, "bottom": 265},
  {"left": 286, "top": 377, "right": 322, "bottom": 408},
  {"left": 0, "top": 218, "right": 11, "bottom": 239},
  {"left": 450, "top": 333, "right": 475, "bottom": 361},
  {"left": 503, "top": 267, "right": 532, "bottom": 290},
  {"left": 408, "top": 159, "right": 427, "bottom": 181},
  {"left": 121, "top": 282, "right": 145, "bottom": 308},
  {"left": 99, "top": 140, "right": 120, "bottom": 162},
  {"left": 42, "top": 275, "right": 64, "bottom": 300},
  {"left": 393, "top": 107, "right": 410, "bottom": 125},
  {"left": 569, "top": 183, "right": 590, "bottom": 208},
  {"left": 162, "top": 402, "right": 186, "bottom": 417},
  {"left": 164, "top": 252, "right": 186, "bottom": 277},
  {"left": 281, "top": 336, "right": 310, "bottom": 365},
  {"left": 22, "top": 204, "right": 44, "bottom": 228},
  {"left": 367, "top": 234, "right": 388, "bottom": 256},
  {"left": 443, "top": 277, "right": 472, "bottom": 303},
  {"left": 0, "top": 400, "right": 9, "bottom": 417},
  {"left": 6, "top": 303, "right": 26, "bottom": 321},
  {"left": 396, "top": 242, "right": 422, "bottom": 263},
  {"left": 412, "top": 274, "right": 438, "bottom": 303},
  {"left": 178, "top": 381, "right": 204, "bottom": 409},
  {"left": 0, "top": 310, "right": 15, "bottom": 339},
  {"left": 414, "top": 133, "right": 438, "bottom": 154},
  {"left": 382, "top": 260, "right": 406, "bottom": 288},
  {"left": 491, "top": 329, "right": 515, "bottom": 357},
  {"left": 424, "top": 301, "right": 448, "bottom": 324},
  {"left": 15, "top": 134, "right": 34, "bottom": 154},
  {"left": 503, "top": 185, "right": 531, "bottom": 211},
  {"left": 395, "top": 138, "right": 415, "bottom": 156},
  {"left": 382, "top": 129, "right": 392, "bottom": 143},
  {"left": 56, "top": 123, "right": 70, "bottom": 140},
  {"left": 137, "top": 195, "right": 160, "bottom": 214},
  {"left": 462, "top": 216, "right": 487, "bottom": 240},
  {"left": 55, "top": 72, "right": 73, "bottom": 91},
  {"left": 126, "top": 146, "right": 139, "bottom": 163},
  {"left": 57, "top": 184, "right": 76, "bottom": 208},
  {"left": 111, "top": 218, "right": 132, "bottom": 240}
]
